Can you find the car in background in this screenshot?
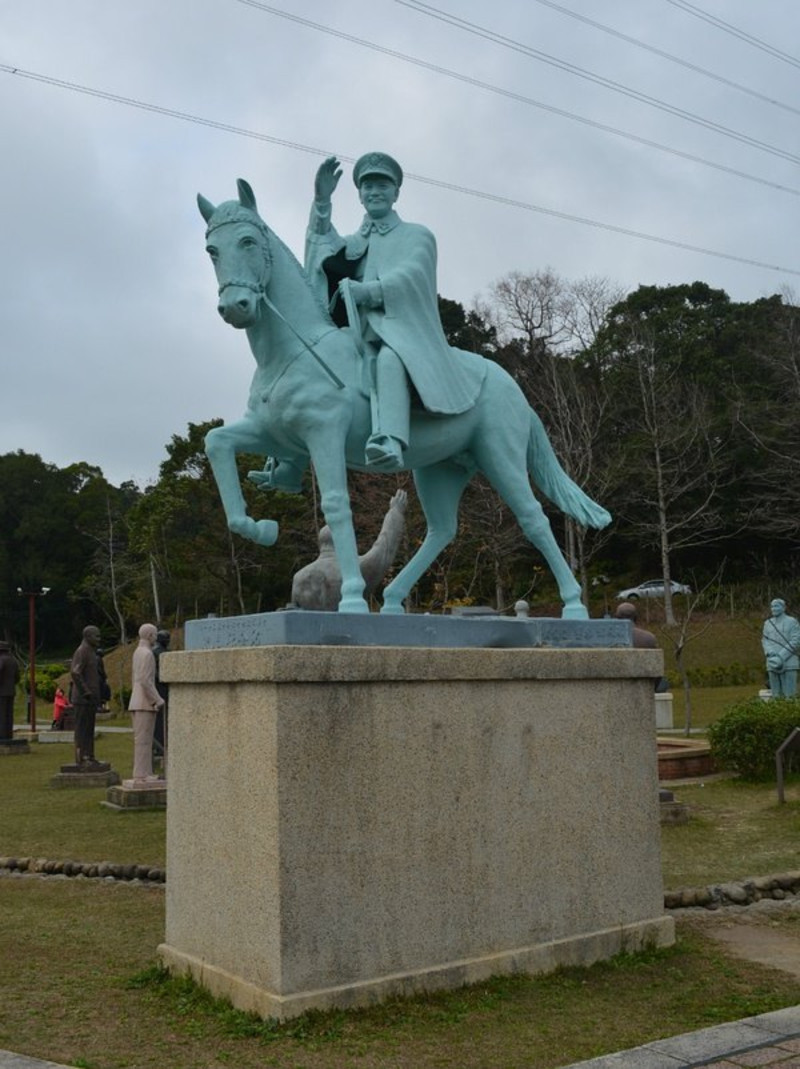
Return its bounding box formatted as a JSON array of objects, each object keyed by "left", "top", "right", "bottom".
[{"left": 616, "top": 579, "right": 692, "bottom": 600}]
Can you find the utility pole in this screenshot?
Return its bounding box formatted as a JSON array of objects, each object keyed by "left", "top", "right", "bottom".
[{"left": 16, "top": 586, "right": 50, "bottom": 733}]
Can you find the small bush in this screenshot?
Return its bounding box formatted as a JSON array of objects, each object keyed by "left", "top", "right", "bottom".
[
  {"left": 708, "top": 696, "right": 800, "bottom": 780},
  {"left": 114, "top": 686, "right": 131, "bottom": 710},
  {"left": 34, "top": 663, "right": 70, "bottom": 702}
]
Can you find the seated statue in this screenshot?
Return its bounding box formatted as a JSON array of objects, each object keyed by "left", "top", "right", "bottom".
[
  {"left": 291, "top": 490, "right": 408, "bottom": 611},
  {"left": 304, "top": 153, "right": 484, "bottom": 472}
]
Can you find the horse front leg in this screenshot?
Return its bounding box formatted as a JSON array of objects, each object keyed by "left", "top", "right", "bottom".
[
  {"left": 307, "top": 437, "right": 369, "bottom": 614},
  {"left": 205, "top": 420, "right": 279, "bottom": 547}
]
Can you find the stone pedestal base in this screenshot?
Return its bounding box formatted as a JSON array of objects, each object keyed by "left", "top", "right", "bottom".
[
  {"left": 159, "top": 643, "right": 673, "bottom": 1020},
  {"left": 0, "top": 738, "right": 31, "bottom": 755},
  {"left": 659, "top": 788, "right": 690, "bottom": 825},
  {"left": 37, "top": 731, "right": 76, "bottom": 745},
  {"left": 655, "top": 692, "right": 674, "bottom": 729},
  {"left": 103, "top": 782, "right": 167, "bottom": 811},
  {"left": 51, "top": 765, "right": 120, "bottom": 789}
]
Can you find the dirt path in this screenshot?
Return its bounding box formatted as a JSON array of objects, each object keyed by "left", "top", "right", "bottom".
[{"left": 678, "top": 897, "right": 800, "bottom": 977}]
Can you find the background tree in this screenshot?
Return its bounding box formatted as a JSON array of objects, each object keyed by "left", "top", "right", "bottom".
[
  {"left": 484, "top": 270, "right": 623, "bottom": 603},
  {"left": 733, "top": 290, "right": 800, "bottom": 551},
  {"left": 586, "top": 282, "right": 766, "bottom": 620},
  {"left": 128, "top": 421, "right": 319, "bottom": 623}
]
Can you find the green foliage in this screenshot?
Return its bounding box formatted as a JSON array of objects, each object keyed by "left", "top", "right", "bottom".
[
  {"left": 3, "top": 282, "right": 800, "bottom": 650},
  {"left": 34, "top": 662, "right": 70, "bottom": 701},
  {"left": 127, "top": 419, "right": 319, "bottom": 621},
  {"left": 438, "top": 296, "right": 497, "bottom": 355},
  {"left": 708, "top": 696, "right": 800, "bottom": 780},
  {"left": 114, "top": 686, "right": 132, "bottom": 709}
]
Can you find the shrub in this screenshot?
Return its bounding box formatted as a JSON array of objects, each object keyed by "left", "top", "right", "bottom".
[
  {"left": 34, "top": 663, "right": 70, "bottom": 702},
  {"left": 114, "top": 686, "right": 132, "bottom": 711},
  {"left": 708, "top": 696, "right": 800, "bottom": 780}
]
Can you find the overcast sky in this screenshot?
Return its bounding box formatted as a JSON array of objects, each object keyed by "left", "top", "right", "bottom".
[{"left": 1, "top": 0, "right": 798, "bottom": 487}]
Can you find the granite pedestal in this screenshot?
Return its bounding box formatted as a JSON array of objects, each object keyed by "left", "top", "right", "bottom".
[
  {"left": 0, "top": 739, "right": 31, "bottom": 755},
  {"left": 51, "top": 762, "right": 120, "bottom": 789},
  {"left": 159, "top": 618, "right": 672, "bottom": 1020},
  {"left": 103, "top": 781, "right": 167, "bottom": 811}
]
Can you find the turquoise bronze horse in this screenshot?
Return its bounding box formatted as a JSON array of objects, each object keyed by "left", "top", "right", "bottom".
[{"left": 197, "top": 180, "right": 610, "bottom": 618}]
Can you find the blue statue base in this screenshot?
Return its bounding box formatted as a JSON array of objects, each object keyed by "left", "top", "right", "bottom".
[{"left": 185, "top": 610, "right": 631, "bottom": 651}]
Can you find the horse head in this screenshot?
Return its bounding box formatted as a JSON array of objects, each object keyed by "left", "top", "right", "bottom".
[{"left": 198, "top": 179, "right": 272, "bottom": 329}]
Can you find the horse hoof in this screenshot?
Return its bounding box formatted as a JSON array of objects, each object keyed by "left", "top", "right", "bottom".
[
  {"left": 337, "top": 598, "right": 370, "bottom": 614},
  {"left": 229, "top": 518, "right": 279, "bottom": 546},
  {"left": 380, "top": 600, "right": 405, "bottom": 615},
  {"left": 561, "top": 602, "right": 589, "bottom": 621}
]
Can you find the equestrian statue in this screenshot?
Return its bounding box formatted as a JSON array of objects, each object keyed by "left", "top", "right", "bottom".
[{"left": 197, "top": 152, "right": 611, "bottom": 618}]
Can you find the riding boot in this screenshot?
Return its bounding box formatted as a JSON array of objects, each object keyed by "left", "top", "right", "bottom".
[{"left": 365, "top": 346, "right": 409, "bottom": 471}]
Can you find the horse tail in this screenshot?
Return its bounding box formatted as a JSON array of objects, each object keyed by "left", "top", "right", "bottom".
[{"left": 527, "top": 408, "right": 611, "bottom": 530}]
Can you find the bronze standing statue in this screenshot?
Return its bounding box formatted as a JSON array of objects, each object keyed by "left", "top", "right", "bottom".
[{"left": 69, "top": 625, "right": 103, "bottom": 766}]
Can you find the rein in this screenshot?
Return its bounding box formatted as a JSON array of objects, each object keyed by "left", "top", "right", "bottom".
[
  {"left": 213, "top": 222, "right": 346, "bottom": 390},
  {"left": 260, "top": 293, "right": 345, "bottom": 390}
]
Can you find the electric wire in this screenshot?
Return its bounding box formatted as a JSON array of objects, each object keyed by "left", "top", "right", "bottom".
[
  {"left": 229, "top": 1, "right": 800, "bottom": 197},
  {"left": 666, "top": 0, "right": 800, "bottom": 71},
  {"left": 528, "top": 0, "right": 800, "bottom": 117},
  {"left": 1, "top": 62, "right": 798, "bottom": 278},
  {"left": 394, "top": 0, "right": 800, "bottom": 165}
]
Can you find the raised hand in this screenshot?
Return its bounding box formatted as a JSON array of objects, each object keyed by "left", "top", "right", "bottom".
[{"left": 315, "top": 156, "right": 342, "bottom": 202}]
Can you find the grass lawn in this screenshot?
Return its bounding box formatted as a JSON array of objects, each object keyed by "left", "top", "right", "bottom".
[
  {"left": 1, "top": 876, "right": 799, "bottom": 1069},
  {"left": 3, "top": 676, "right": 800, "bottom": 1069},
  {"left": 661, "top": 777, "right": 800, "bottom": 887},
  {"left": 669, "top": 684, "right": 756, "bottom": 731},
  {"left": 1, "top": 729, "right": 164, "bottom": 867}
]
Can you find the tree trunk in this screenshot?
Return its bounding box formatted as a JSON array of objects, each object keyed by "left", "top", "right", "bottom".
[{"left": 150, "top": 555, "right": 162, "bottom": 626}]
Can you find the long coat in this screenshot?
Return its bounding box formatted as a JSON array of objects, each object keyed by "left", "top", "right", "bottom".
[
  {"left": 129, "top": 642, "right": 163, "bottom": 713},
  {"left": 70, "top": 640, "right": 101, "bottom": 705},
  {"left": 762, "top": 613, "right": 800, "bottom": 672},
  {"left": 305, "top": 208, "right": 485, "bottom": 415}
]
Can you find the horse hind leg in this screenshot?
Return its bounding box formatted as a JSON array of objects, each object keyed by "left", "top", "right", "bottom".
[
  {"left": 382, "top": 463, "right": 471, "bottom": 614},
  {"left": 511, "top": 490, "right": 586, "bottom": 618},
  {"left": 477, "top": 453, "right": 586, "bottom": 620}
]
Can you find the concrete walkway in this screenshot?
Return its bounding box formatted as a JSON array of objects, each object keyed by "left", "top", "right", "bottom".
[
  {"left": 565, "top": 1007, "right": 800, "bottom": 1069},
  {"left": 0, "top": 1054, "right": 71, "bottom": 1068},
  {"left": 3, "top": 1007, "right": 800, "bottom": 1069}
]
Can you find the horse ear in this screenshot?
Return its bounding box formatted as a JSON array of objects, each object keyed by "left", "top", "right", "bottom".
[
  {"left": 197, "top": 194, "right": 216, "bottom": 223},
  {"left": 237, "top": 179, "right": 257, "bottom": 212}
]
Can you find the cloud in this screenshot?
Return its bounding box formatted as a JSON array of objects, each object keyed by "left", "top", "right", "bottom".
[{"left": 0, "top": 0, "right": 797, "bottom": 485}]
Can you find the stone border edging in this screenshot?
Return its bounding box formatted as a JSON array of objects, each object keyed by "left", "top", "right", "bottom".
[
  {"left": 665, "top": 871, "right": 800, "bottom": 910},
  {"left": 0, "top": 856, "right": 165, "bottom": 883},
  {"left": 2, "top": 857, "right": 798, "bottom": 909}
]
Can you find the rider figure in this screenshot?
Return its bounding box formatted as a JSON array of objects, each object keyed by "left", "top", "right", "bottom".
[{"left": 305, "top": 152, "right": 483, "bottom": 471}]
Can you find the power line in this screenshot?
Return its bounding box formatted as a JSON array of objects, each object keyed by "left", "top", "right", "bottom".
[
  {"left": 666, "top": 0, "right": 800, "bottom": 71},
  {"left": 1, "top": 63, "right": 798, "bottom": 278},
  {"left": 406, "top": 170, "right": 800, "bottom": 278},
  {"left": 230, "top": 0, "right": 800, "bottom": 198},
  {"left": 529, "top": 0, "right": 800, "bottom": 117},
  {"left": 395, "top": 0, "right": 800, "bottom": 165}
]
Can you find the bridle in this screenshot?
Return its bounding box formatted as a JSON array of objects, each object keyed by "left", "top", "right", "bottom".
[
  {"left": 208, "top": 213, "right": 344, "bottom": 390},
  {"left": 217, "top": 278, "right": 265, "bottom": 298}
]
